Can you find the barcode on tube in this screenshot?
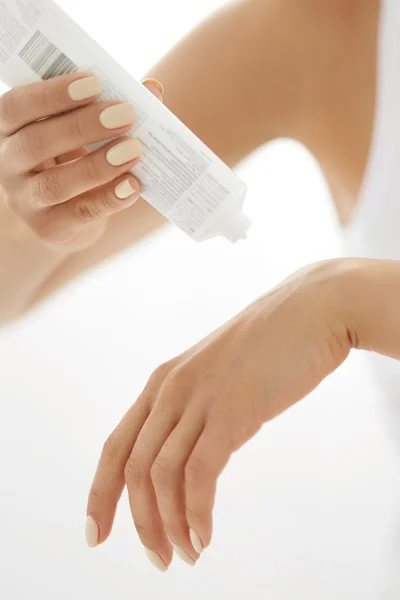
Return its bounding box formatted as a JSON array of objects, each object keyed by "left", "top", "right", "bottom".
[{"left": 19, "top": 31, "right": 78, "bottom": 80}]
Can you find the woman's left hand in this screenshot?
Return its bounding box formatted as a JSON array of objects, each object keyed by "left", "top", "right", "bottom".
[{"left": 86, "top": 259, "right": 356, "bottom": 570}]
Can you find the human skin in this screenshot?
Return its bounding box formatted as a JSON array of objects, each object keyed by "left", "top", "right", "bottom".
[
  {"left": 83, "top": 0, "right": 384, "bottom": 570},
  {"left": 86, "top": 256, "right": 400, "bottom": 570},
  {"left": 0, "top": 0, "right": 377, "bottom": 321},
  {"left": 0, "top": 0, "right": 388, "bottom": 572}
]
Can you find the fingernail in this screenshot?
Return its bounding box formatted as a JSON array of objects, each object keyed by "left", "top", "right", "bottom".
[
  {"left": 99, "top": 103, "right": 136, "bottom": 130},
  {"left": 68, "top": 76, "right": 102, "bottom": 101},
  {"left": 114, "top": 179, "right": 139, "bottom": 200},
  {"left": 145, "top": 548, "right": 168, "bottom": 573},
  {"left": 172, "top": 544, "right": 196, "bottom": 567},
  {"left": 142, "top": 78, "right": 164, "bottom": 95},
  {"left": 189, "top": 529, "right": 204, "bottom": 554},
  {"left": 106, "top": 138, "right": 142, "bottom": 166},
  {"left": 85, "top": 516, "right": 99, "bottom": 548}
]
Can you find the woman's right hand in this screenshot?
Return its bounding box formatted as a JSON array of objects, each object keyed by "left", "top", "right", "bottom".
[{"left": 0, "top": 72, "right": 163, "bottom": 251}]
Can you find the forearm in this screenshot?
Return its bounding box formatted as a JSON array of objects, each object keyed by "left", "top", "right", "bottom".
[
  {"left": 339, "top": 258, "right": 400, "bottom": 360},
  {"left": 0, "top": 188, "right": 166, "bottom": 322}
]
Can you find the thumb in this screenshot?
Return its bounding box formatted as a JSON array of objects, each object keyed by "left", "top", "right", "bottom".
[{"left": 141, "top": 78, "right": 164, "bottom": 102}]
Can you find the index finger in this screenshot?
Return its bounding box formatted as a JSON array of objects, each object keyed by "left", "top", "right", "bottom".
[
  {"left": 0, "top": 72, "right": 102, "bottom": 136},
  {"left": 86, "top": 398, "right": 150, "bottom": 548}
]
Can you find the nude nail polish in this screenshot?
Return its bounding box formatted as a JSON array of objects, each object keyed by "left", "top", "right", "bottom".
[
  {"left": 99, "top": 103, "right": 136, "bottom": 129},
  {"left": 172, "top": 544, "right": 196, "bottom": 566},
  {"left": 142, "top": 78, "right": 164, "bottom": 95},
  {"left": 106, "top": 138, "right": 142, "bottom": 166},
  {"left": 114, "top": 179, "right": 138, "bottom": 199},
  {"left": 68, "top": 76, "right": 102, "bottom": 101},
  {"left": 189, "top": 529, "right": 204, "bottom": 554},
  {"left": 145, "top": 548, "right": 168, "bottom": 572},
  {"left": 85, "top": 516, "right": 99, "bottom": 548}
]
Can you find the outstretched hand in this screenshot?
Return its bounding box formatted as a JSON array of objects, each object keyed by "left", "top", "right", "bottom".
[{"left": 86, "top": 260, "right": 354, "bottom": 571}]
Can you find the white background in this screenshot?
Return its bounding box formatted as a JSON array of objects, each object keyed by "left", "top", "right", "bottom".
[{"left": 0, "top": 1, "right": 400, "bottom": 598}]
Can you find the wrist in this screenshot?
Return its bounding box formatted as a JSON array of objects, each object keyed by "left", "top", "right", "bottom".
[
  {"left": 294, "top": 258, "right": 366, "bottom": 351},
  {"left": 0, "top": 196, "right": 66, "bottom": 322},
  {"left": 333, "top": 258, "right": 400, "bottom": 358}
]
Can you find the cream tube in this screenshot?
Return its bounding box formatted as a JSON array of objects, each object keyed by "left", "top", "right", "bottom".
[{"left": 0, "top": 0, "right": 251, "bottom": 243}]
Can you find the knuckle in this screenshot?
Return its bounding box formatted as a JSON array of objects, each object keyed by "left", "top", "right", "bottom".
[
  {"left": 21, "top": 128, "right": 46, "bottom": 159},
  {"left": 82, "top": 157, "right": 102, "bottom": 186},
  {"left": 145, "top": 361, "right": 175, "bottom": 394},
  {"left": 68, "top": 110, "right": 87, "bottom": 141},
  {"left": 163, "top": 363, "right": 187, "bottom": 388},
  {"left": 153, "top": 362, "right": 174, "bottom": 382},
  {"left": 6, "top": 128, "right": 45, "bottom": 166},
  {"left": 31, "top": 171, "right": 63, "bottom": 206},
  {"left": 151, "top": 455, "right": 177, "bottom": 487},
  {"left": 201, "top": 390, "right": 219, "bottom": 411},
  {"left": 100, "top": 189, "right": 121, "bottom": 213},
  {"left": 101, "top": 432, "right": 119, "bottom": 464},
  {"left": 124, "top": 456, "right": 147, "bottom": 486},
  {"left": 73, "top": 198, "right": 102, "bottom": 222},
  {"left": 185, "top": 454, "right": 209, "bottom": 483},
  {"left": 159, "top": 366, "right": 188, "bottom": 400},
  {"left": 9, "top": 134, "right": 26, "bottom": 163},
  {"left": 1, "top": 134, "right": 22, "bottom": 166}
]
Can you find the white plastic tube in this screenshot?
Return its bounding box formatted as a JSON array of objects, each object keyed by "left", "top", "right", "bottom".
[{"left": 0, "top": 0, "right": 251, "bottom": 243}]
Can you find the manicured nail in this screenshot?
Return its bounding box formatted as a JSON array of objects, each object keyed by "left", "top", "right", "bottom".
[
  {"left": 106, "top": 138, "right": 142, "bottom": 166},
  {"left": 114, "top": 179, "right": 139, "bottom": 200},
  {"left": 85, "top": 516, "right": 99, "bottom": 548},
  {"left": 142, "top": 78, "right": 164, "bottom": 95},
  {"left": 189, "top": 529, "right": 204, "bottom": 554},
  {"left": 99, "top": 103, "right": 136, "bottom": 130},
  {"left": 172, "top": 544, "right": 196, "bottom": 567},
  {"left": 145, "top": 548, "right": 168, "bottom": 573},
  {"left": 68, "top": 76, "right": 102, "bottom": 101}
]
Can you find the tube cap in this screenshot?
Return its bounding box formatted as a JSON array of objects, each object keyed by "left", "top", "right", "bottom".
[{"left": 220, "top": 211, "right": 252, "bottom": 243}]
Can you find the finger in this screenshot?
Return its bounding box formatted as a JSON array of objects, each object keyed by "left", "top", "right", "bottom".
[
  {"left": 85, "top": 366, "right": 171, "bottom": 547},
  {"left": 151, "top": 404, "right": 205, "bottom": 566},
  {"left": 142, "top": 78, "right": 164, "bottom": 102},
  {"left": 29, "top": 171, "right": 141, "bottom": 250},
  {"left": 33, "top": 149, "right": 87, "bottom": 173},
  {"left": 86, "top": 397, "right": 151, "bottom": 548},
  {"left": 56, "top": 148, "right": 88, "bottom": 164},
  {"left": 27, "top": 136, "right": 142, "bottom": 209},
  {"left": 2, "top": 99, "right": 137, "bottom": 175},
  {"left": 124, "top": 382, "right": 187, "bottom": 567},
  {"left": 0, "top": 72, "right": 102, "bottom": 136},
  {"left": 184, "top": 423, "right": 233, "bottom": 555},
  {"left": 34, "top": 80, "right": 160, "bottom": 171}
]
